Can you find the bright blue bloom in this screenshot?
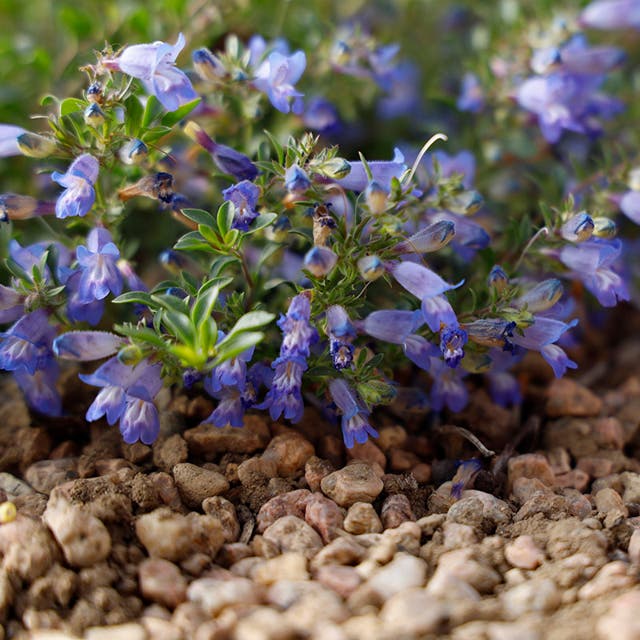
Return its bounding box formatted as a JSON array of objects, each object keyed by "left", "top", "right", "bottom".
[
  {"left": 222, "top": 181, "right": 261, "bottom": 231},
  {"left": 328, "top": 378, "right": 379, "bottom": 448},
  {"left": 52, "top": 154, "right": 99, "bottom": 219},
  {"left": 580, "top": 0, "right": 640, "bottom": 30},
  {"left": 421, "top": 295, "right": 459, "bottom": 333},
  {"left": 65, "top": 272, "right": 105, "bottom": 326},
  {"left": 488, "top": 265, "right": 509, "bottom": 291},
  {"left": 559, "top": 239, "right": 630, "bottom": 307},
  {"left": 515, "top": 279, "right": 564, "bottom": 313},
  {"left": 192, "top": 47, "right": 225, "bottom": 81},
  {"left": 427, "top": 150, "right": 476, "bottom": 189},
  {"left": 284, "top": 164, "right": 311, "bottom": 194},
  {"left": 278, "top": 294, "right": 317, "bottom": 359},
  {"left": 377, "top": 61, "right": 420, "bottom": 120},
  {"left": 76, "top": 228, "right": 123, "bottom": 302},
  {"left": 427, "top": 212, "right": 490, "bottom": 257},
  {"left": 362, "top": 309, "right": 421, "bottom": 344},
  {"left": 253, "top": 50, "right": 306, "bottom": 114},
  {"left": 106, "top": 33, "right": 198, "bottom": 111},
  {"left": 0, "top": 309, "right": 56, "bottom": 375},
  {"left": 0, "top": 284, "right": 24, "bottom": 324},
  {"left": 120, "top": 393, "right": 161, "bottom": 445},
  {"left": 451, "top": 459, "right": 483, "bottom": 499},
  {"left": 403, "top": 334, "right": 439, "bottom": 370},
  {"left": 204, "top": 387, "right": 245, "bottom": 428},
  {"left": 326, "top": 305, "right": 356, "bottom": 370},
  {"left": 440, "top": 326, "right": 468, "bottom": 368},
  {"left": 0, "top": 124, "right": 26, "bottom": 157},
  {"left": 259, "top": 356, "right": 307, "bottom": 422},
  {"left": 205, "top": 331, "right": 255, "bottom": 396}
]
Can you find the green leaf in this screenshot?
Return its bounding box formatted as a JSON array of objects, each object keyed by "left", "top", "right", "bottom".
[
  {"left": 198, "top": 225, "right": 224, "bottom": 248},
  {"left": 40, "top": 95, "right": 59, "bottom": 108},
  {"left": 141, "top": 94, "right": 163, "bottom": 128},
  {"left": 60, "top": 98, "right": 86, "bottom": 116},
  {"left": 263, "top": 129, "right": 284, "bottom": 165},
  {"left": 210, "top": 255, "right": 240, "bottom": 276},
  {"left": 5, "top": 257, "right": 31, "bottom": 282},
  {"left": 112, "top": 291, "right": 154, "bottom": 307},
  {"left": 181, "top": 208, "right": 216, "bottom": 228},
  {"left": 151, "top": 293, "right": 190, "bottom": 315},
  {"left": 161, "top": 308, "right": 196, "bottom": 346},
  {"left": 174, "top": 231, "right": 215, "bottom": 253},
  {"left": 141, "top": 126, "right": 172, "bottom": 143},
  {"left": 216, "top": 201, "right": 235, "bottom": 237},
  {"left": 190, "top": 283, "right": 221, "bottom": 331},
  {"left": 213, "top": 331, "right": 264, "bottom": 365},
  {"left": 227, "top": 310, "right": 274, "bottom": 335},
  {"left": 115, "top": 324, "right": 167, "bottom": 348},
  {"left": 161, "top": 98, "right": 202, "bottom": 127},
  {"left": 245, "top": 212, "right": 278, "bottom": 235},
  {"left": 124, "top": 95, "right": 144, "bottom": 137}
]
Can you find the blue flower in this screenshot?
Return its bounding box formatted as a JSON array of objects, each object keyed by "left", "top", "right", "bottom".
[
  {"left": 457, "top": 73, "right": 485, "bottom": 113},
  {"left": 253, "top": 51, "right": 306, "bottom": 114},
  {"left": 259, "top": 356, "right": 307, "bottom": 422},
  {"left": 106, "top": 33, "right": 198, "bottom": 111},
  {"left": 580, "top": 0, "right": 640, "bottom": 30},
  {"left": 337, "top": 148, "right": 406, "bottom": 192},
  {"left": 440, "top": 326, "right": 468, "bottom": 368},
  {"left": 14, "top": 359, "right": 62, "bottom": 416},
  {"left": 204, "top": 387, "right": 245, "bottom": 428},
  {"left": 0, "top": 309, "right": 56, "bottom": 375},
  {"left": 326, "top": 305, "right": 356, "bottom": 370},
  {"left": 0, "top": 124, "right": 26, "bottom": 157},
  {"left": 53, "top": 330, "right": 125, "bottom": 361},
  {"left": 222, "top": 181, "right": 261, "bottom": 231},
  {"left": 277, "top": 293, "right": 318, "bottom": 359},
  {"left": 76, "top": 228, "right": 123, "bottom": 302},
  {"left": 120, "top": 393, "right": 160, "bottom": 445},
  {"left": 51, "top": 154, "right": 99, "bottom": 219},
  {"left": 303, "top": 98, "right": 341, "bottom": 135},
  {"left": 429, "top": 357, "right": 469, "bottom": 412},
  {"left": 328, "top": 378, "right": 379, "bottom": 448},
  {"left": 284, "top": 164, "right": 311, "bottom": 194}
]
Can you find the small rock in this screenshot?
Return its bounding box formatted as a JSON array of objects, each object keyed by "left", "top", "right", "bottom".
[
  {"left": 311, "top": 537, "right": 367, "bottom": 568},
  {"left": 43, "top": 498, "right": 111, "bottom": 568},
  {"left": 546, "top": 378, "right": 603, "bottom": 417},
  {"left": 621, "top": 472, "right": 640, "bottom": 504},
  {"left": 504, "top": 535, "right": 545, "bottom": 569},
  {"left": 280, "top": 582, "right": 349, "bottom": 630},
  {"left": 304, "top": 493, "right": 344, "bottom": 542},
  {"left": 187, "top": 576, "right": 263, "bottom": 616},
  {"left": 515, "top": 493, "right": 573, "bottom": 522},
  {"left": 24, "top": 458, "right": 78, "bottom": 494},
  {"left": 172, "top": 463, "right": 229, "bottom": 508},
  {"left": 347, "top": 439, "right": 386, "bottom": 470},
  {"left": 138, "top": 558, "right": 187, "bottom": 609},
  {"left": 448, "top": 491, "right": 513, "bottom": 531},
  {"left": 320, "top": 463, "right": 384, "bottom": 507},
  {"left": 85, "top": 623, "right": 146, "bottom": 640},
  {"left": 237, "top": 456, "right": 278, "bottom": 484},
  {"left": 547, "top": 447, "right": 571, "bottom": 475},
  {"left": 416, "top": 513, "right": 446, "bottom": 537},
  {"left": 377, "top": 425, "right": 407, "bottom": 451},
  {"left": 262, "top": 433, "right": 315, "bottom": 477},
  {"left": 234, "top": 606, "right": 297, "bottom": 640},
  {"left": 256, "top": 489, "right": 311, "bottom": 533},
  {"left": 153, "top": 434, "right": 188, "bottom": 472},
  {"left": 577, "top": 457, "right": 615, "bottom": 479},
  {"left": 508, "top": 454, "right": 555, "bottom": 492},
  {"left": 629, "top": 529, "right": 640, "bottom": 565},
  {"left": 343, "top": 502, "right": 383, "bottom": 535},
  {"left": 183, "top": 416, "right": 270, "bottom": 458},
  {"left": 389, "top": 448, "right": 420, "bottom": 472},
  {"left": 262, "top": 515, "right": 323, "bottom": 559},
  {"left": 501, "top": 578, "right": 560, "bottom": 618},
  {"left": 381, "top": 494, "right": 415, "bottom": 529},
  {"left": 594, "top": 488, "right": 628, "bottom": 528},
  {"left": 510, "top": 477, "right": 550, "bottom": 504},
  {"left": 380, "top": 588, "right": 448, "bottom": 637},
  {"left": 443, "top": 522, "right": 477, "bottom": 549},
  {"left": 578, "top": 560, "right": 635, "bottom": 600},
  {"left": 315, "top": 565, "right": 362, "bottom": 598},
  {"left": 136, "top": 508, "right": 224, "bottom": 561},
  {"left": 0, "top": 472, "right": 35, "bottom": 499},
  {"left": 429, "top": 548, "right": 500, "bottom": 595},
  {"left": 487, "top": 622, "right": 542, "bottom": 640},
  {"left": 554, "top": 469, "right": 590, "bottom": 492},
  {"left": 253, "top": 552, "right": 309, "bottom": 584},
  {"left": 304, "top": 457, "right": 334, "bottom": 492},
  {"left": 597, "top": 589, "right": 640, "bottom": 640},
  {"left": 411, "top": 463, "right": 432, "bottom": 483},
  {"left": 202, "top": 496, "right": 240, "bottom": 543}
]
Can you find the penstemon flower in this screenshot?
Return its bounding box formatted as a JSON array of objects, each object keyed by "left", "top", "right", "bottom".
[{"left": 51, "top": 154, "right": 99, "bottom": 219}]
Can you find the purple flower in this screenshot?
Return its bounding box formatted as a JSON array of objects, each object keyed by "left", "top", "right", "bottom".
[
  {"left": 362, "top": 309, "right": 421, "bottom": 343},
  {"left": 328, "top": 378, "right": 379, "bottom": 448},
  {"left": 53, "top": 330, "right": 124, "bottom": 361},
  {"left": 76, "top": 228, "right": 123, "bottom": 302},
  {"left": 560, "top": 212, "right": 594, "bottom": 242},
  {"left": 65, "top": 272, "right": 105, "bottom": 326},
  {"left": 284, "top": 164, "right": 311, "bottom": 194},
  {"left": 0, "top": 124, "right": 26, "bottom": 157},
  {"left": 559, "top": 239, "right": 630, "bottom": 307},
  {"left": 0, "top": 284, "right": 24, "bottom": 324},
  {"left": 429, "top": 357, "right": 469, "bottom": 412},
  {"left": 377, "top": 61, "right": 420, "bottom": 120},
  {"left": 427, "top": 150, "right": 476, "bottom": 189},
  {"left": 303, "top": 246, "right": 338, "bottom": 278},
  {"left": 303, "top": 98, "right": 341, "bottom": 135},
  {"left": 278, "top": 294, "right": 317, "bottom": 359},
  {"left": 515, "top": 279, "right": 564, "bottom": 313},
  {"left": 253, "top": 51, "right": 306, "bottom": 114},
  {"left": 120, "top": 394, "right": 160, "bottom": 445},
  {"left": 0, "top": 309, "right": 56, "bottom": 375},
  {"left": 580, "top": 0, "right": 640, "bottom": 30},
  {"left": 486, "top": 348, "right": 522, "bottom": 407},
  {"left": 337, "top": 148, "right": 406, "bottom": 192},
  {"left": 51, "top": 154, "right": 99, "bottom": 219},
  {"left": 440, "top": 326, "right": 467, "bottom": 368},
  {"left": 106, "top": 33, "right": 197, "bottom": 111},
  {"left": 421, "top": 295, "right": 459, "bottom": 333},
  {"left": 222, "top": 181, "right": 260, "bottom": 231},
  {"left": 14, "top": 359, "right": 61, "bottom": 416},
  {"left": 259, "top": 356, "right": 307, "bottom": 422},
  {"left": 326, "top": 305, "right": 356, "bottom": 370},
  {"left": 394, "top": 220, "right": 456, "bottom": 254},
  {"left": 204, "top": 387, "right": 245, "bottom": 428},
  {"left": 457, "top": 73, "right": 485, "bottom": 113},
  {"left": 620, "top": 190, "right": 640, "bottom": 224}
]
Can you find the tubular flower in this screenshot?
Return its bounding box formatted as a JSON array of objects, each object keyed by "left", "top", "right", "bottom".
[
  {"left": 51, "top": 154, "right": 99, "bottom": 219},
  {"left": 76, "top": 228, "right": 123, "bottom": 302},
  {"left": 222, "top": 181, "right": 261, "bottom": 231},
  {"left": 329, "top": 378, "right": 379, "bottom": 448},
  {"left": 253, "top": 51, "right": 306, "bottom": 113},
  {"left": 326, "top": 305, "right": 356, "bottom": 370}
]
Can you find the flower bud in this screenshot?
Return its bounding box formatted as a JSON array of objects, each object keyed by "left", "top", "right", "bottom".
[
  {"left": 192, "top": 47, "right": 226, "bottom": 81},
  {"left": 394, "top": 220, "right": 456, "bottom": 254},
  {"left": 357, "top": 255, "right": 385, "bottom": 281},
  {"left": 592, "top": 216, "right": 617, "bottom": 238},
  {"left": 117, "top": 344, "right": 143, "bottom": 366},
  {"left": 365, "top": 181, "right": 388, "bottom": 215},
  {"left": 159, "top": 249, "right": 188, "bottom": 273},
  {"left": 318, "top": 157, "right": 351, "bottom": 179},
  {"left": 303, "top": 245, "right": 338, "bottom": 277},
  {"left": 560, "top": 211, "right": 594, "bottom": 242},
  {"left": 0, "top": 193, "right": 54, "bottom": 221},
  {"left": 516, "top": 278, "right": 563, "bottom": 313},
  {"left": 446, "top": 189, "right": 483, "bottom": 215},
  {"left": 119, "top": 139, "right": 148, "bottom": 165},
  {"left": 487, "top": 265, "right": 508, "bottom": 292},
  {"left": 284, "top": 164, "right": 311, "bottom": 194},
  {"left": 16, "top": 132, "right": 56, "bottom": 158},
  {"left": 266, "top": 216, "right": 291, "bottom": 242},
  {"left": 312, "top": 204, "right": 336, "bottom": 246},
  {"left": 86, "top": 82, "right": 103, "bottom": 104},
  {"left": 84, "top": 103, "right": 105, "bottom": 127},
  {"left": 118, "top": 172, "right": 174, "bottom": 203}
]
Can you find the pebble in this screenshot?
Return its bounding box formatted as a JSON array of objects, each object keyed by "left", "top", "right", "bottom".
[
  {"left": 256, "top": 489, "right": 311, "bottom": 533},
  {"left": 507, "top": 454, "right": 555, "bottom": 492},
  {"left": 315, "top": 565, "right": 362, "bottom": 598},
  {"left": 153, "top": 434, "right": 188, "bottom": 472},
  {"left": 555, "top": 469, "right": 590, "bottom": 492},
  {"left": 304, "top": 493, "right": 344, "bottom": 542},
  {"left": 0, "top": 472, "right": 35, "bottom": 499},
  {"left": 347, "top": 439, "right": 386, "bottom": 470},
  {"left": 202, "top": 495, "right": 240, "bottom": 543},
  {"left": 138, "top": 558, "right": 187, "bottom": 609},
  {"left": 510, "top": 477, "right": 550, "bottom": 504},
  {"left": 504, "top": 535, "right": 545, "bottom": 569},
  {"left": 304, "top": 457, "right": 334, "bottom": 492},
  {"left": 234, "top": 606, "right": 297, "bottom": 640},
  {"left": 546, "top": 378, "right": 603, "bottom": 417},
  {"left": 43, "top": 498, "right": 111, "bottom": 568},
  {"left": 377, "top": 425, "right": 408, "bottom": 451},
  {"left": 237, "top": 456, "right": 278, "bottom": 484},
  {"left": 443, "top": 522, "right": 478, "bottom": 549},
  {"left": 429, "top": 548, "right": 501, "bottom": 595},
  {"left": 621, "top": 471, "right": 640, "bottom": 504},
  {"left": 630, "top": 529, "right": 640, "bottom": 565},
  {"left": 381, "top": 493, "right": 415, "bottom": 529},
  {"left": 24, "top": 458, "right": 78, "bottom": 494},
  {"left": 135, "top": 508, "right": 224, "bottom": 561},
  {"left": 172, "top": 463, "right": 229, "bottom": 508},
  {"left": 262, "top": 433, "right": 315, "bottom": 477},
  {"left": 253, "top": 552, "right": 310, "bottom": 584},
  {"left": 449, "top": 491, "right": 513, "bottom": 530},
  {"left": 597, "top": 589, "right": 640, "bottom": 640},
  {"left": 183, "top": 416, "right": 270, "bottom": 457},
  {"left": 501, "top": 578, "right": 560, "bottom": 618},
  {"left": 279, "top": 582, "right": 349, "bottom": 629},
  {"left": 379, "top": 587, "right": 448, "bottom": 637},
  {"left": 262, "top": 515, "right": 324, "bottom": 559},
  {"left": 187, "top": 577, "right": 263, "bottom": 615},
  {"left": 594, "top": 488, "right": 628, "bottom": 528},
  {"left": 577, "top": 456, "right": 615, "bottom": 479},
  {"left": 578, "top": 560, "right": 635, "bottom": 599},
  {"left": 320, "top": 463, "right": 384, "bottom": 507},
  {"left": 343, "top": 502, "right": 383, "bottom": 534},
  {"left": 311, "top": 537, "right": 367, "bottom": 568},
  {"left": 85, "top": 623, "right": 146, "bottom": 640}
]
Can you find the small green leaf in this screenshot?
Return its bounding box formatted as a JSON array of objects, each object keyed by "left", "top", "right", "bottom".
[
  {"left": 181, "top": 208, "right": 216, "bottom": 228},
  {"left": 191, "top": 283, "right": 221, "bottom": 331},
  {"left": 151, "top": 293, "right": 190, "bottom": 315},
  {"left": 227, "top": 310, "right": 275, "bottom": 335},
  {"left": 40, "top": 95, "right": 59, "bottom": 108},
  {"left": 115, "top": 324, "right": 167, "bottom": 348},
  {"left": 124, "top": 95, "right": 144, "bottom": 136},
  {"left": 216, "top": 201, "right": 235, "bottom": 237},
  {"left": 161, "top": 98, "right": 202, "bottom": 127},
  {"left": 60, "top": 98, "right": 86, "bottom": 116},
  {"left": 245, "top": 212, "right": 278, "bottom": 235},
  {"left": 4, "top": 257, "right": 31, "bottom": 282},
  {"left": 112, "top": 291, "right": 155, "bottom": 307},
  {"left": 141, "top": 94, "right": 163, "bottom": 128},
  {"left": 141, "top": 126, "right": 172, "bottom": 143},
  {"left": 198, "top": 225, "right": 224, "bottom": 248},
  {"left": 263, "top": 129, "right": 284, "bottom": 165},
  {"left": 161, "top": 309, "right": 196, "bottom": 346},
  {"left": 213, "top": 331, "right": 264, "bottom": 364},
  {"left": 174, "top": 231, "right": 214, "bottom": 253}
]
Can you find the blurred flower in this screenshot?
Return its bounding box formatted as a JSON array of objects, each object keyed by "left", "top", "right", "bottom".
[
  {"left": 337, "top": 148, "right": 405, "bottom": 192},
  {"left": 253, "top": 50, "right": 306, "bottom": 113},
  {"left": 76, "top": 228, "right": 123, "bottom": 302},
  {"left": 223, "top": 180, "right": 261, "bottom": 231},
  {"left": 329, "top": 378, "right": 379, "bottom": 448},
  {"left": 580, "top": 0, "right": 640, "bottom": 29},
  {"left": 0, "top": 124, "right": 26, "bottom": 157},
  {"left": 326, "top": 305, "right": 356, "bottom": 370},
  {"left": 457, "top": 73, "right": 485, "bottom": 113}
]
